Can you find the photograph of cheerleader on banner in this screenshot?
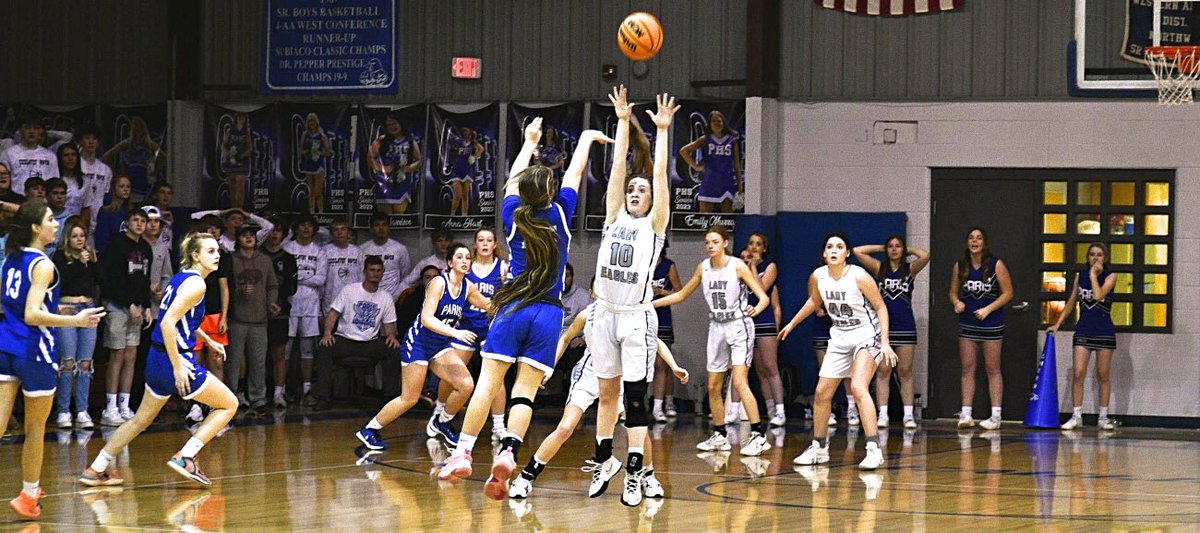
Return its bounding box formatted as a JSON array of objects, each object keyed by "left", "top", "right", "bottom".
[
  {"left": 279, "top": 103, "right": 354, "bottom": 225},
  {"left": 507, "top": 102, "right": 584, "bottom": 230},
  {"left": 355, "top": 104, "right": 426, "bottom": 230},
  {"left": 671, "top": 99, "right": 746, "bottom": 231},
  {"left": 202, "top": 104, "right": 278, "bottom": 211},
  {"left": 586, "top": 100, "right": 658, "bottom": 231},
  {"left": 100, "top": 104, "right": 168, "bottom": 201},
  {"left": 425, "top": 103, "right": 498, "bottom": 231}
]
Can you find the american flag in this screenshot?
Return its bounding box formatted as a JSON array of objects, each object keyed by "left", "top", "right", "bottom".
[{"left": 815, "top": 0, "right": 963, "bottom": 16}]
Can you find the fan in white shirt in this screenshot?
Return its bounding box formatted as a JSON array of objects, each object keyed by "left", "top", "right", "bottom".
[{"left": 358, "top": 212, "right": 412, "bottom": 302}]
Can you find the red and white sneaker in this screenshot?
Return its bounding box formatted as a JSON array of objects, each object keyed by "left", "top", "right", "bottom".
[
  {"left": 438, "top": 450, "right": 473, "bottom": 481},
  {"left": 9, "top": 487, "right": 45, "bottom": 519},
  {"left": 484, "top": 449, "right": 516, "bottom": 501}
]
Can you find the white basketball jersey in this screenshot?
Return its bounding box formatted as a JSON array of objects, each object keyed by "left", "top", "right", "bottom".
[
  {"left": 702, "top": 256, "right": 748, "bottom": 322},
  {"left": 594, "top": 211, "right": 663, "bottom": 306},
  {"left": 815, "top": 264, "right": 878, "bottom": 334}
]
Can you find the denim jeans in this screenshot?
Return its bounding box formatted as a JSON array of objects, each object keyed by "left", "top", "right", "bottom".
[{"left": 55, "top": 304, "right": 99, "bottom": 414}]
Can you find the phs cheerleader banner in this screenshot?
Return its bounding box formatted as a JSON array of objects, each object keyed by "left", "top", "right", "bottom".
[
  {"left": 201, "top": 104, "right": 278, "bottom": 211},
  {"left": 507, "top": 103, "right": 584, "bottom": 230},
  {"left": 278, "top": 103, "right": 354, "bottom": 223},
  {"left": 672, "top": 100, "right": 746, "bottom": 230},
  {"left": 99, "top": 104, "right": 169, "bottom": 200},
  {"left": 586, "top": 102, "right": 659, "bottom": 232},
  {"left": 425, "top": 103, "right": 499, "bottom": 231},
  {"left": 355, "top": 104, "right": 426, "bottom": 230}
]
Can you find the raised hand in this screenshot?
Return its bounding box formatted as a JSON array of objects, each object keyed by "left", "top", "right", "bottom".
[
  {"left": 524, "top": 117, "right": 543, "bottom": 144},
  {"left": 608, "top": 85, "right": 633, "bottom": 120},
  {"left": 646, "top": 93, "right": 680, "bottom": 129},
  {"left": 579, "top": 129, "right": 615, "bottom": 145}
]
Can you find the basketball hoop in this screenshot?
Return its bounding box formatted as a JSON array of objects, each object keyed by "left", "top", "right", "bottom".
[{"left": 1145, "top": 45, "right": 1200, "bottom": 105}]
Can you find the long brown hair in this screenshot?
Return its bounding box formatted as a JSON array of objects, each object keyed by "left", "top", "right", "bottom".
[
  {"left": 628, "top": 119, "right": 653, "bottom": 175},
  {"left": 6, "top": 199, "right": 50, "bottom": 257},
  {"left": 490, "top": 166, "right": 560, "bottom": 315},
  {"left": 956, "top": 226, "right": 992, "bottom": 292},
  {"left": 876, "top": 234, "right": 911, "bottom": 283}
]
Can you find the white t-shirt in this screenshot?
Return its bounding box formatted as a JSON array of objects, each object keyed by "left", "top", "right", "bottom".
[
  {"left": 331, "top": 283, "right": 397, "bottom": 342},
  {"left": 62, "top": 177, "right": 86, "bottom": 218},
  {"left": 320, "top": 243, "right": 363, "bottom": 311},
  {"left": 283, "top": 239, "right": 325, "bottom": 317},
  {"left": 80, "top": 157, "right": 114, "bottom": 227},
  {"left": 359, "top": 238, "right": 411, "bottom": 302},
  {"left": 400, "top": 253, "right": 446, "bottom": 289},
  {"left": 1, "top": 143, "right": 58, "bottom": 194}
]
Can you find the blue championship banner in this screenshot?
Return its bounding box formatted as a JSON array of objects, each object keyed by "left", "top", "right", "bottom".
[
  {"left": 508, "top": 103, "right": 584, "bottom": 231},
  {"left": 263, "top": 0, "right": 398, "bottom": 94},
  {"left": 1122, "top": 0, "right": 1200, "bottom": 64}
]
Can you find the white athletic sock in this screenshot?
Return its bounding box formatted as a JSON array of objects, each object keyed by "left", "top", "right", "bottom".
[
  {"left": 91, "top": 450, "right": 116, "bottom": 473},
  {"left": 961, "top": 406, "right": 973, "bottom": 419},
  {"left": 903, "top": 405, "right": 914, "bottom": 418},
  {"left": 455, "top": 433, "right": 478, "bottom": 455},
  {"left": 433, "top": 403, "right": 446, "bottom": 420},
  {"left": 990, "top": 407, "right": 1002, "bottom": 420},
  {"left": 765, "top": 400, "right": 776, "bottom": 415},
  {"left": 274, "top": 386, "right": 285, "bottom": 397},
  {"left": 1098, "top": 406, "right": 1109, "bottom": 420},
  {"left": 1072, "top": 406, "right": 1083, "bottom": 419},
  {"left": 776, "top": 404, "right": 786, "bottom": 417},
  {"left": 179, "top": 437, "right": 205, "bottom": 458},
  {"left": 439, "top": 409, "right": 454, "bottom": 423},
  {"left": 303, "top": 382, "right": 311, "bottom": 395},
  {"left": 366, "top": 417, "right": 383, "bottom": 430},
  {"left": 106, "top": 394, "right": 117, "bottom": 411},
  {"left": 597, "top": 434, "right": 613, "bottom": 445},
  {"left": 629, "top": 446, "right": 643, "bottom": 456},
  {"left": 492, "top": 414, "right": 506, "bottom": 431},
  {"left": 22, "top": 481, "right": 39, "bottom": 498},
  {"left": 847, "top": 397, "right": 858, "bottom": 413},
  {"left": 653, "top": 398, "right": 664, "bottom": 414},
  {"left": 117, "top": 393, "right": 130, "bottom": 411},
  {"left": 879, "top": 406, "right": 888, "bottom": 418}
]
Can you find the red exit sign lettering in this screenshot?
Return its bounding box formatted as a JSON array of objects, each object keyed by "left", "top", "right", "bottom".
[{"left": 452, "top": 57, "right": 481, "bottom": 79}]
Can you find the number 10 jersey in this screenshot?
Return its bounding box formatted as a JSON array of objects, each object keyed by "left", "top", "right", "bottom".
[{"left": 594, "top": 211, "right": 664, "bottom": 306}]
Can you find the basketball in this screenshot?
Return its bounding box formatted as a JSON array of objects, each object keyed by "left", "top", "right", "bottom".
[{"left": 618, "top": 12, "right": 663, "bottom": 61}]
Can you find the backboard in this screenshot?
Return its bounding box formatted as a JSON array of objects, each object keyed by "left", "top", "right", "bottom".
[{"left": 1073, "top": 0, "right": 1200, "bottom": 95}]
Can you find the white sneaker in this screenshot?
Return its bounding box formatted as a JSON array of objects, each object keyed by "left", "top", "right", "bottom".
[
  {"left": 1061, "top": 416, "right": 1082, "bottom": 430},
  {"left": 653, "top": 411, "right": 667, "bottom": 424},
  {"left": 508, "top": 476, "right": 533, "bottom": 499},
  {"left": 1099, "top": 417, "right": 1117, "bottom": 431},
  {"left": 583, "top": 456, "right": 622, "bottom": 497},
  {"left": 696, "top": 432, "right": 732, "bottom": 452},
  {"left": 740, "top": 432, "right": 771, "bottom": 457},
  {"left": 978, "top": 416, "right": 1002, "bottom": 430},
  {"left": 100, "top": 409, "right": 124, "bottom": 427},
  {"left": 641, "top": 470, "right": 664, "bottom": 498},
  {"left": 273, "top": 392, "right": 287, "bottom": 409},
  {"left": 186, "top": 404, "right": 204, "bottom": 423},
  {"left": 119, "top": 407, "right": 135, "bottom": 421},
  {"left": 877, "top": 414, "right": 889, "bottom": 428},
  {"left": 848, "top": 411, "right": 861, "bottom": 427},
  {"left": 620, "top": 470, "right": 643, "bottom": 507},
  {"left": 75, "top": 411, "right": 94, "bottom": 429},
  {"left": 793, "top": 441, "right": 830, "bottom": 465},
  {"left": 957, "top": 415, "right": 975, "bottom": 429},
  {"left": 769, "top": 413, "right": 786, "bottom": 427},
  {"left": 664, "top": 399, "right": 677, "bottom": 417},
  {"left": 828, "top": 413, "right": 837, "bottom": 426},
  {"left": 903, "top": 416, "right": 917, "bottom": 429},
  {"left": 724, "top": 408, "right": 740, "bottom": 425},
  {"left": 236, "top": 392, "right": 249, "bottom": 407},
  {"left": 859, "top": 443, "right": 885, "bottom": 470},
  {"left": 56, "top": 412, "right": 73, "bottom": 429}
]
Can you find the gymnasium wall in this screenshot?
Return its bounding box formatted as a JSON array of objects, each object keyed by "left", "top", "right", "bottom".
[{"left": 775, "top": 100, "right": 1200, "bottom": 419}]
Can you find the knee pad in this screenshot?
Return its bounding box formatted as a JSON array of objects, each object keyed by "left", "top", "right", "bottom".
[
  {"left": 507, "top": 396, "right": 534, "bottom": 412},
  {"left": 622, "top": 381, "right": 651, "bottom": 428}
]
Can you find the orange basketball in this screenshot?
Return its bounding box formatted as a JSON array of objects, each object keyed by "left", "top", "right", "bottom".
[{"left": 618, "top": 12, "right": 663, "bottom": 61}]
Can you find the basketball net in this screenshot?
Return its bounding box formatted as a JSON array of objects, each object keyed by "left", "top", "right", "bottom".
[{"left": 1145, "top": 46, "right": 1200, "bottom": 105}]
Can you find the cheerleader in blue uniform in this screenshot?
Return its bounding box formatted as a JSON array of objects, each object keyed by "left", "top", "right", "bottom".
[
  {"left": 854, "top": 236, "right": 930, "bottom": 429},
  {"left": 535, "top": 125, "right": 565, "bottom": 178},
  {"left": 679, "top": 111, "right": 742, "bottom": 213},
  {"left": 298, "top": 113, "right": 330, "bottom": 213},
  {"left": 0, "top": 200, "right": 104, "bottom": 519},
  {"left": 650, "top": 243, "right": 681, "bottom": 422},
  {"left": 447, "top": 128, "right": 484, "bottom": 216},
  {"left": 80, "top": 232, "right": 238, "bottom": 488},
  {"left": 947, "top": 227, "right": 1012, "bottom": 430},
  {"left": 1048, "top": 243, "right": 1118, "bottom": 431},
  {"left": 369, "top": 112, "right": 422, "bottom": 215},
  {"left": 221, "top": 112, "right": 253, "bottom": 210},
  {"left": 743, "top": 233, "right": 787, "bottom": 426}
]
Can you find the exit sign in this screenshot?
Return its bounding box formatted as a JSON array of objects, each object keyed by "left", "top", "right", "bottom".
[{"left": 452, "top": 57, "right": 481, "bottom": 79}]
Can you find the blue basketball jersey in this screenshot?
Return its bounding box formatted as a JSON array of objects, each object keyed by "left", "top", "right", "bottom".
[
  {"left": 880, "top": 266, "right": 916, "bottom": 332},
  {"left": 748, "top": 260, "right": 775, "bottom": 326},
  {"left": 502, "top": 188, "right": 577, "bottom": 301},
  {"left": 0, "top": 248, "right": 58, "bottom": 363},
  {"left": 1075, "top": 269, "right": 1115, "bottom": 338},
  {"left": 652, "top": 258, "right": 674, "bottom": 329},
  {"left": 703, "top": 134, "right": 736, "bottom": 178},
  {"left": 959, "top": 256, "right": 1004, "bottom": 329},
  {"left": 404, "top": 273, "right": 467, "bottom": 351},
  {"left": 462, "top": 259, "right": 505, "bottom": 331},
  {"left": 151, "top": 271, "right": 206, "bottom": 353}
]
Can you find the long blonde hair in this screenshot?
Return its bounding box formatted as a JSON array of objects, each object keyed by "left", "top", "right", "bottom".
[{"left": 179, "top": 232, "right": 218, "bottom": 270}]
